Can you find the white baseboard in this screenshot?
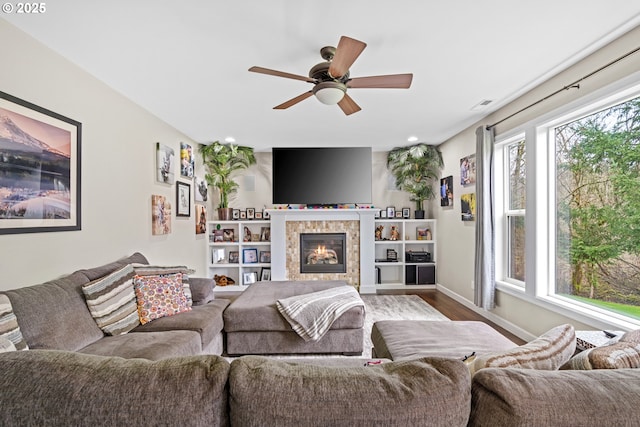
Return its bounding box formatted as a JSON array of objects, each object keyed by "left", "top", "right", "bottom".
[{"left": 435, "top": 284, "right": 537, "bottom": 342}]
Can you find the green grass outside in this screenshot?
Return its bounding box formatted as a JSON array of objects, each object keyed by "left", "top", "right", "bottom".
[{"left": 561, "top": 294, "right": 640, "bottom": 320}]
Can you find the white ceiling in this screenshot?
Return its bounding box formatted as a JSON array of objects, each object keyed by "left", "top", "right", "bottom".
[{"left": 4, "top": 1, "right": 640, "bottom": 152}]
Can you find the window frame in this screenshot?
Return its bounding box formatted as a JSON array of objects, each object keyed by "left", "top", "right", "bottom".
[{"left": 493, "top": 70, "right": 640, "bottom": 331}]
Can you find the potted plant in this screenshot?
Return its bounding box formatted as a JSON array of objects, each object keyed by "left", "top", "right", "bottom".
[
  {"left": 386, "top": 143, "right": 443, "bottom": 219},
  {"left": 200, "top": 141, "right": 256, "bottom": 220}
]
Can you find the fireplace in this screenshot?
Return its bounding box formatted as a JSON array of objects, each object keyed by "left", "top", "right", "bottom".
[{"left": 300, "top": 233, "right": 346, "bottom": 273}]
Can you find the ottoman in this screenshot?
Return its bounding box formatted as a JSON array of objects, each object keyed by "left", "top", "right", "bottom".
[
  {"left": 223, "top": 280, "right": 365, "bottom": 356},
  {"left": 371, "top": 320, "right": 517, "bottom": 361}
]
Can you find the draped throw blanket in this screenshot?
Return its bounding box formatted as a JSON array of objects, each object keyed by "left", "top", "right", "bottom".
[{"left": 276, "top": 286, "right": 364, "bottom": 342}]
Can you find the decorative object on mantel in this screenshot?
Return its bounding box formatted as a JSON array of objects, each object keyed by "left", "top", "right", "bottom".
[
  {"left": 199, "top": 141, "right": 256, "bottom": 220},
  {"left": 387, "top": 143, "right": 443, "bottom": 219}
]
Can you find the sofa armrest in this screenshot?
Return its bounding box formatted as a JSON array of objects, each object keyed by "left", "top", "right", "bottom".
[
  {"left": 189, "top": 277, "right": 216, "bottom": 305},
  {"left": 470, "top": 367, "right": 640, "bottom": 426},
  {"left": 0, "top": 350, "right": 230, "bottom": 426}
]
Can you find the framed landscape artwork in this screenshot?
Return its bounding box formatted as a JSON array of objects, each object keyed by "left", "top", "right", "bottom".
[{"left": 0, "top": 91, "right": 82, "bottom": 234}]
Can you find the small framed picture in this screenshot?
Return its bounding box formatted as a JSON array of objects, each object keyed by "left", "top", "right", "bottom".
[
  {"left": 263, "top": 209, "right": 270, "bottom": 219},
  {"left": 260, "top": 227, "right": 270, "bottom": 242},
  {"left": 375, "top": 209, "right": 381, "bottom": 218},
  {"left": 243, "top": 271, "right": 257, "bottom": 285},
  {"left": 395, "top": 211, "right": 402, "bottom": 218},
  {"left": 386, "top": 206, "right": 395, "bottom": 218},
  {"left": 255, "top": 211, "right": 263, "bottom": 219},
  {"left": 242, "top": 248, "right": 258, "bottom": 264},
  {"left": 247, "top": 208, "right": 255, "bottom": 219},
  {"left": 213, "top": 229, "right": 224, "bottom": 242},
  {"left": 240, "top": 210, "right": 247, "bottom": 219},
  {"left": 402, "top": 207, "right": 410, "bottom": 219},
  {"left": 259, "top": 250, "right": 271, "bottom": 263},
  {"left": 260, "top": 268, "right": 271, "bottom": 281},
  {"left": 380, "top": 209, "right": 387, "bottom": 219},
  {"left": 232, "top": 209, "right": 240, "bottom": 220},
  {"left": 223, "top": 228, "right": 235, "bottom": 242},
  {"left": 228, "top": 251, "right": 239, "bottom": 263},
  {"left": 212, "top": 248, "right": 225, "bottom": 264},
  {"left": 176, "top": 181, "right": 191, "bottom": 217}
]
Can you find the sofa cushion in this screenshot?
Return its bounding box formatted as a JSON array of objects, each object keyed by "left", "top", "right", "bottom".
[
  {"left": 132, "top": 299, "right": 230, "bottom": 350},
  {"left": 78, "top": 330, "right": 202, "bottom": 360},
  {"left": 562, "top": 340, "right": 640, "bottom": 370},
  {"left": 73, "top": 252, "right": 149, "bottom": 282},
  {"left": 471, "top": 324, "right": 575, "bottom": 374},
  {"left": 229, "top": 355, "right": 470, "bottom": 427},
  {"left": 134, "top": 273, "right": 191, "bottom": 325},
  {"left": 81, "top": 264, "right": 140, "bottom": 336},
  {"left": 0, "top": 350, "right": 229, "bottom": 426},
  {"left": 0, "top": 336, "right": 16, "bottom": 352},
  {"left": 470, "top": 367, "right": 640, "bottom": 426},
  {"left": 132, "top": 264, "right": 194, "bottom": 306},
  {"left": 0, "top": 294, "right": 28, "bottom": 350},
  {"left": 621, "top": 329, "right": 640, "bottom": 343},
  {"left": 188, "top": 277, "right": 216, "bottom": 305}
]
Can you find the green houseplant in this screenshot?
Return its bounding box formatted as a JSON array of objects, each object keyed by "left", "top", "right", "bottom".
[
  {"left": 386, "top": 143, "right": 443, "bottom": 219},
  {"left": 200, "top": 141, "right": 256, "bottom": 220}
]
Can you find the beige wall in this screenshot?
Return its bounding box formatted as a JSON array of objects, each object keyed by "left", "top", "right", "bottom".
[{"left": 434, "top": 24, "right": 640, "bottom": 337}]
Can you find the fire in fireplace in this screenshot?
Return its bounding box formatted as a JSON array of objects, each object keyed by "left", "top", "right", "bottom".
[{"left": 300, "top": 233, "right": 346, "bottom": 273}]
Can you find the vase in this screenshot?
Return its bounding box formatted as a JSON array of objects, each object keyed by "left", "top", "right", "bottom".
[
  {"left": 414, "top": 210, "right": 425, "bottom": 219},
  {"left": 217, "top": 208, "right": 233, "bottom": 221}
]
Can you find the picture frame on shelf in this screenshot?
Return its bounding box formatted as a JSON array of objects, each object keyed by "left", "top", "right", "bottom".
[
  {"left": 260, "top": 226, "right": 270, "bottom": 242},
  {"left": 395, "top": 210, "right": 402, "bottom": 218},
  {"left": 212, "top": 248, "right": 225, "bottom": 264},
  {"left": 263, "top": 209, "right": 270, "bottom": 219},
  {"left": 232, "top": 209, "right": 240, "bottom": 220},
  {"left": 228, "top": 251, "right": 239, "bottom": 263},
  {"left": 380, "top": 209, "right": 387, "bottom": 219},
  {"left": 213, "top": 229, "right": 224, "bottom": 242},
  {"left": 243, "top": 271, "right": 257, "bottom": 285},
  {"left": 255, "top": 211, "right": 263, "bottom": 219},
  {"left": 386, "top": 206, "right": 395, "bottom": 218},
  {"left": 246, "top": 208, "right": 255, "bottom": 219},
  {"left": 259, "top": 250, "right": 271, "bottom": 263},
  {"left": 260, "top": 267, "right": 271, "bottom": 281},
  {"left": 402, "top": 207, "right": 410, "bottom": 219},
  {"left": 0, "top": 91, "right": 82, "bottom": 235},
  {"left": 240, "top": 210, "right": 247, "bottom": 219},
  {"left": 176, "top": 181, "right": 191, "bottom": 217},
  {"left": 242, "top": 248, "right": 258, "bottom": 264},
  {"left": 416, "top": 228, "right": 432, "bottom": 240},
  {"left": 223, "top": 228, "right": 234, "bottom": 242}
]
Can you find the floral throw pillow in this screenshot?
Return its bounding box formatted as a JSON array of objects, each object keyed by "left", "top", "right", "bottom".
[{"left": 133, "top": 273, "right": 191, "bottom": 325}]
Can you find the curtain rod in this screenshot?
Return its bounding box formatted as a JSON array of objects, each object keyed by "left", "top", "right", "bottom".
[{"left": 487, "top": 44, "right": 640, "bottom": 130}]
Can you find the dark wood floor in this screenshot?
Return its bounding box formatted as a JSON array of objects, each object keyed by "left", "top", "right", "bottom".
[{"left": 378, "top": 289, "right": 526, "bottom": 345}]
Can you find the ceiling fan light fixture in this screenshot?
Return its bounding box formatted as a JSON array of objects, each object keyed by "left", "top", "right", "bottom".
[{"left": 313, "top": 81, "right": 347, "bottom": 105}]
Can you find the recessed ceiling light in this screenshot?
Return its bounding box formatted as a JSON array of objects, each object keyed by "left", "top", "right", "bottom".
[
  {"left": 224, "top": 136, "right": 236, "bottom": 143},
  {"left": 407, "top": 136, "right": 418, "bottom": 142}
]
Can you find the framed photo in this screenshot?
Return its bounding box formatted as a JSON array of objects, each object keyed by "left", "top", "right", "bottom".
[
  {"left": 242, "top": 248, "right": 258, "bottom": 264},
  {"left": 228, "top": 251, "right": 239, "bottom": 263},
  {"left": 395, "top": 210, "right": 402, "bottom": 218},
  {"left": 259, "top": 250, "right": 271, "bottom": 263},
  {"left": 460, "top": 154, "right": 477, "bottom": 186},
  {"left": 255, "top": 211, "right": 263, "bottom": 219},
  {"left": 179, "top": 142, "right": 194, "bottom": 178},
  {"left": 156, "top": 142, "right": 175, "bottom": 184},
  {"left": 380, "top": 209, "right": 387, "bottom": 219},
  {"left": 176, "top": 181, "right": 191, "bottom": 217},
  {"left": 260, "top": 226, "right": 270, "bottom": 242},
  {"left": 194, "top": 176, "right": 208, "bottom": 202},
  {"left": 151, "top": 195, "right": 171, "bottom": 235},
  {"left": 232, "top": 209, "right": 240, "bottom": 220},
  {"left": 386, "top": 206, "right": 395, "bottom": 218},
  {"left": 440, "top": 175, "right": 454, "bottom": 207},
  {"left": 0, "top": 91, "right": 82, "bottom": 234},
  {"left": 260, "top": 268, "right": 271, "bottom": 281},
  {"left": 402, "top": 207, "right": 410, "bottom": 219},
  {"left": 223, "top": 228, "right": 234, "bottom": 242},
  {"left": 246, "top": 208, "right": 255, "bottom": 219},
  {"left": 195, "top": 204, "right": 207, "bottom": 234},
  {"left": 263, "top": 209, "right": 270, "bottom": 219},
  {"left": 212, "top": 248, "right": 225, "bottom": 264},
  {"left": 213, "top": 229, "right": 224, "bottom": 242},
  {"left": 240, "top": 210, "right": 247, "bottom": 219},
  {"left": 243, "top": 271, "right": 257, "bottom": 285}
]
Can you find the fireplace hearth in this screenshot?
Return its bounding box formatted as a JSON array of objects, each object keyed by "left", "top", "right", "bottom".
[{"left": 300, "top": 233, "right": 346, "bottom": 273}]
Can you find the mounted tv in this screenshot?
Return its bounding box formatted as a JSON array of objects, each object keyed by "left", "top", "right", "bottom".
[{"left": 272, "top": 147, "right": 372, "bottom": 205}]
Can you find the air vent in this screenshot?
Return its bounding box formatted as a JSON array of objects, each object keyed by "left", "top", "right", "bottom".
[{"left": 471, "top": 99, "right": 493, "bottom": 111}]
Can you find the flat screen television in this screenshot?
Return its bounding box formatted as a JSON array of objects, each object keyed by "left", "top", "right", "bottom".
[{"left": 272, "top": 147, "right": 372, "bottom": 205}]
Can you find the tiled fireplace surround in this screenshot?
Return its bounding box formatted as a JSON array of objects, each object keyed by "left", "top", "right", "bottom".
[{"left": 269, "top": 209, "right": 378, "bottom": 294}]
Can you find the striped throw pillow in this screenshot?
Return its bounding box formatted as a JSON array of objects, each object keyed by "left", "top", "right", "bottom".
[
  {"left": 471, "top": 324, "right": 576, "bottom": 374},
  {"left": 82, "top": 264, "right": 140, "bottom": 335},
  {"left": 0, "top": 294, "right": 28, "bottom": 350}
]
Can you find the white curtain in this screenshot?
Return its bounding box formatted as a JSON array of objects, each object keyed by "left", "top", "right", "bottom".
[{"left": 474, "top": 125, "right": 495, "bottom": 310}]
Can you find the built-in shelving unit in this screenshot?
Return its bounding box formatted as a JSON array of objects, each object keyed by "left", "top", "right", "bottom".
[
  {"left": 374, "top": 218, "right": 437, "bottom": 289},
  {"left": 206, "top": 220, "right": 271, "bottom": 292}
]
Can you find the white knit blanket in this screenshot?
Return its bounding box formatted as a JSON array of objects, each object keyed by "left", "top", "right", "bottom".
[{"left": 276, "top": 286, "right": 364, "bottom": 342}]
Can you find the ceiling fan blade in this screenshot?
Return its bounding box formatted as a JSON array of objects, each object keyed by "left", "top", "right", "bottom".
[
  {"left": 329, "top": 36, "right": 367, "bottom": 79},
  {"left": 347, "top": 73, "right": 413, "bottom": 89},
  {"left": 274, "top": 91, "right": 314, "bottom": 109},
  {"left": 337, "top": 94, "right": 362, "bottom": 116},
  {"left": 249, "top": 66, "right": 316, "bottom": 83}
]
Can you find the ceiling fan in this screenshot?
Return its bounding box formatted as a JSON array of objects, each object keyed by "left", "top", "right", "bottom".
[{"left": 248, "top": 36, "right": 413, "bottom": 115}]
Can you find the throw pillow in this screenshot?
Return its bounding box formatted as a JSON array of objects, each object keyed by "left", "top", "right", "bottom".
[
  {"left": 133, "top": 273, "right": 191, "bottom": 325},
  {"left": 0, "top": 336, "right": 16, "bottom": 352},
  {"left": 0, "top": 293, "right": 29, "bottom": 350},
  {"left": 620, "top": 329, "right": 640, "bottom": 344},
  {"left": 132, "top": 264, "right": 194, "bottom": 307},
  {"left": 471, "top": 324, "right": 576, "bottom": 375},
  {"left": 82, "top": 264, "right": 140, "bottom": 336},
  {"left": 561, "top": 340, "right": 640, "bottom": 370}
]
